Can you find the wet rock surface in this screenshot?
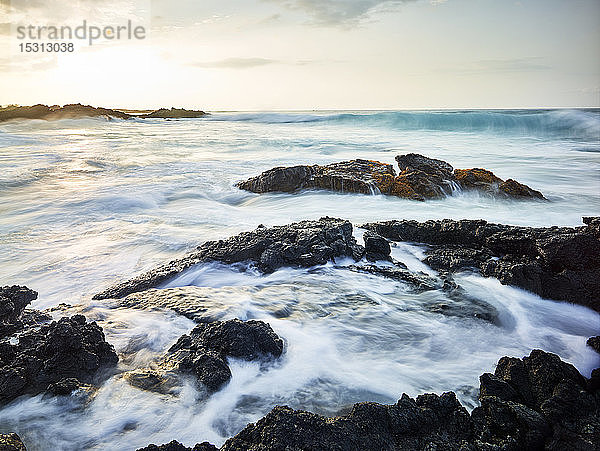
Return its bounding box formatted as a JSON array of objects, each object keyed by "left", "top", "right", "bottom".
[
  {"left": 128, "top": 319, "right": 284, "bottom": 394},
  {"left": 587, "top": 337, "right": 600, "bottom": 354},
  {"left": 0, "top": 433, "right": 26, "bottom": 451},
  {"left": 237, "top": 153, "right": 545, "bottom": 201},
  {"left": 0, "top": 286, "right": 118, "bottom": 404},
  {"left": 144, "top": 350, "right": 598, "bottom": 451},
  {"left": 0, "top": 286, "right": 47, "bottom": 339},
  {"left": 363, "top": 217, "right": 600, "bottom": 312},
  {"left": 136, "top": 441, "right": 218, "bottom": 451},
  {"left": 93, "top": 218, "right": 364, "bottom": 300}
]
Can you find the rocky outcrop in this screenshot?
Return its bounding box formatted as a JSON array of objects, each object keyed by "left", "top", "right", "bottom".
[
  {"left": 165, "top": 319, "right": 283, "bottom": 392},
  {"left": 144, "top": 350, "right": 598, "bottom": 451},
  {"left": 0, "top": 104, "right": 131, "bottom": 122},
  {"left": 125, "top": 319, "right": 284, "bottom": 394},
  {"left": 0, "top": 433, "right": 26, "bottom": 451},
  {"left": 0, "top": 286, "right": 48, "bottom": 339},
  {"left": 140, "top": 108, "right": 207, "bottom": 119},
  {"left": 0, "top": 104, "right": 208, "bottom": 122},
  {"left": 93, "top": 218, "right": 364, "bottom": 300},
  {"left": 362, "top": 217, "right": 600, "bottom": 312},
  {"left": 0, "top": 286, "right": 119, "bottom": 404},
  {"left": 237, "top": 154, "right": 545, "bottom": 201},
  {"left": 237, "top": 160, "right": 394, "bottom": 195}
]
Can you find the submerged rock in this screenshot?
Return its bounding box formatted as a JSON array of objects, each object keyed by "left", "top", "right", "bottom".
[
  {"left": 0, "top": 308, "right": 118, "bottom": 404},
  {"left": 347, "top": 264, "right": 439, "bottom": 292},
  {"left": 237, "top": 153, "right": 545, "bottom": 201},
  {"left": 0, "top": 433, "right": 26, "bottom": 451},
  {"left": 93, "top": 217, "right": 364, "bottom": 300},
  {"left": 363, "top": 217, "right": 600, "bottom": 312}
]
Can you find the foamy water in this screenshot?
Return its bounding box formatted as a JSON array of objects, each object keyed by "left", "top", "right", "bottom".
[{"left": 0, "top": 110, "right": 599, "bottom": 450}]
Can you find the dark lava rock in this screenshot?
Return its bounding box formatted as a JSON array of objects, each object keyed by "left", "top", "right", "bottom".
[
  {"left": 136, "top": 441, "right": 218, "bottom": 451},
  {"left": 476, "top": 349, "right": 599, "bottom": 450},
  {"left": 93, "top": 218, "right": 364, "bottom": 300},
  {"left": 0, "top": 433, "right": 26, "bottom": 451},
  {"left": 0, "top": 314, "right": 118, "bottom": 404},
  {"left": 146, "top": 350, "right": 598, "bottom": 450},
  {"left": 587, "top": 336, "right": 600, "bottom": 354},
  {"left": 237, "top": 153, "right": 544, "bottom": 201},
  {"left": 140, "top": 108, "right": 207, "bottom": 119},
  {"left": 221, "top": 392, "right": 472, "bottom": 451},
  {"left": 237, "top": 159, "right": 395, "bottom": 195},
  {"left": 0, "top": 286, "right": 40, "bottom": 338},
  {"left": 46, "top": 377, "right": 87, "bottom": 396},
  {"left": 363, "top": 231, "right": 392, "bottom": 262},
  {"left": 166, "top": 319, "right": 283, "bottom": 392},
  {"left": 363, "top": 217, "right": 600, "bottom": 312}
]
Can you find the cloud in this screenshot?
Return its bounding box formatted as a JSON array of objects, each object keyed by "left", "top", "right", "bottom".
[
  {"left": 460, "top": 57, "right": 551, "bottom": 74},
  {"left": 267, "top": 0, "right": 417, "bottom": 26},
  {"left": 192, "top": 57, "right": 279, "bottom": 69}
]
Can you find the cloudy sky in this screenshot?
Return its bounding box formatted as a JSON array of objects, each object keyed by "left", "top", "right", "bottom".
[{"left": 1, "top": 0, "right": 599, "bottom": 109}]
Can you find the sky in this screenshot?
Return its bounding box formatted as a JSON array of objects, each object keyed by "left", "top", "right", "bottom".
[{"left": 0, "top": 0, "right": 599, "bottom": 110}]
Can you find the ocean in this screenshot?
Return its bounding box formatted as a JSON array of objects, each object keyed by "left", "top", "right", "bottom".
[{"left": 0, "top": 109, "right": 599, "bottom": 449}]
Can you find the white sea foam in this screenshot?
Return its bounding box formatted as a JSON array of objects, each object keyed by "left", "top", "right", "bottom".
[{"left": 0, "top": 110, "right": 599, "bottom": 449}]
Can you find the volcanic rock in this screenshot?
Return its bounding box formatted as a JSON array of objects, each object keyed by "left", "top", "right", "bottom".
[
  {"left": 362, "top": 217, "right": 600, "bottom": 311},
  {"left": 237, "top": 153, "right": 545, "bottom": 201},
  {"left": 165, "top": 319, "right": 283, "bottom": 392},
  {"left": 93, "top": 218, "right": 364, "bottom": 300},
  {"left": 0, "top": 433, "right": 26, "bottom": 451},
  {"left": 0, "top": 313, "right": 118, "bottom": 404}
]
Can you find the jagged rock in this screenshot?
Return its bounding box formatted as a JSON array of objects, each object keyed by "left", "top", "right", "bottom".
[
  {"left": 0, "top": 313, "right": 118, "bottom": 404},
  {"left": 0, "top": 286, "right": 40, "bottom": 338},
  {"left": 587, "top": 336, "right": 600, "bottom": 354},
  {"left": 477, "top": 349, "right": 599, "bottom": 450},
  {"left": 363, "top": 231, "right": 392, "bottom": 262},
  {"left": 138, "top": 319, "right": 284, "bottom": 394},
  {"left": 145, "top": 350, "right": 598, "bottom": 450},
  {"left": 362, "top": 218, "right": 600, "bottom": 312},
  {"left": 93, "top": 218, "right": 364, "bottom": 300},
  {"left": 237, "top": 154, "right": 544, "bottom": 201},
  {"left": 0, "top": 433, "right": 26, "bottom": 451},
  {"left": 221, "top": 392, "right": 472, "bottom": 451},
  {"left": 140, "top": 108, "right": 207, "bottom": 119},
  {"left": 46, "top": 377, "right": 87, "bottom": 396},
  {"left": 136, "top": 441, "right": 218, "bottom": 451}
]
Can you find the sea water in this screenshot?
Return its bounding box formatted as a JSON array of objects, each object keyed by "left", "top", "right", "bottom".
[{"left": 0, "top": 109, "right": 599, "bottom": 449}]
